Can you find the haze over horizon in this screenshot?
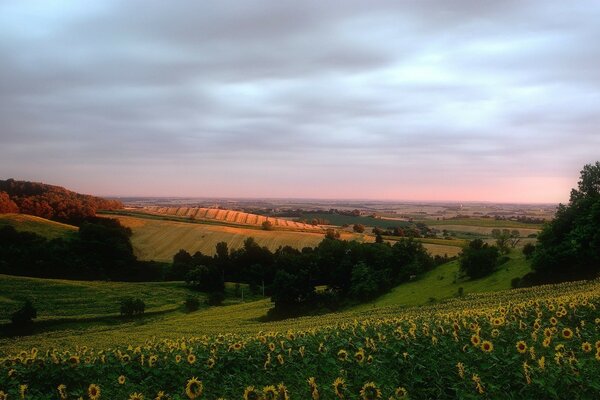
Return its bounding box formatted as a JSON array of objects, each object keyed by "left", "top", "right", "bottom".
[{"left": 2, "top": 1, "right": 599, "bottom": 203}]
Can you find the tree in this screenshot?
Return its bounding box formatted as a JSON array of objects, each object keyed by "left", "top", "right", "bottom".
[
  {"left": 531, "top": 162, "right": 600, "bottom": 281},
  {"left": 353, "top": 224, "right": 365, "bottom": 233},
  {"left": 11, "top": 300, "right": 37, "bottom": 328},
  {"left": 349, "top": 262, "right": 379, "bottom": 301},
  {"left": 325, "top": 228, "right": 340, "bottom": 240},
  {"left": 522, "top": 243, "right": 535, "bottom": 259},
  {"left": 0, "top": 191, "right": 18, "bottom": 213},
  {"left": 491, "top": 229, "right": 510, "bottom": 253},
  {"left": 459, "top": 239, "right": 500, "bottom": 279},
  {"left": 262, "top": 220, "right": 273, "bottom": 230}
]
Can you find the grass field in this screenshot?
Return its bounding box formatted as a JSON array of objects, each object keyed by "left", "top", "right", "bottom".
[
  {"left": 0, "top": 274, "right": 195, "bottom": 324},
  {"left": 0, "top": 213, "right": 77, "bottom": 239},
  {"left": 432, "top": 224, "right": 541, "bottom": 237},
  {"left": 0, "top": 251, "right": 530, "bottom": 353},
  {"left": 112, "top": 215, "right": 367, "bottom": 262},
  {"left": 420, "top": 217, "right": 544, "bottom": 229},
  {"left": 299, "top": 212, "right": 413, "bottom": 229},
  {"left": 358, "top": 250, "right": 531, "bottom": 309}
]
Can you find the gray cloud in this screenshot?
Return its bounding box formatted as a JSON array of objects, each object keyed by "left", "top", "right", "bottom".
[{"left": 1, "top": 0, "right": 599, "bottom": 201}]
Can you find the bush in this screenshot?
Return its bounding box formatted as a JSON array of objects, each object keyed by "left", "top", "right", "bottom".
[
  {"left": 261, "top": 220, "right": 273, "bottom": 231},
  {"left": 11, "top": 300, "right": 37, "bottom": 328},
  {"left": 206, "top": 291, "right": 225, "bottom": 306},
  {"left": 352, "top": 224, "right": 365, "bottom": 233},
  {"left": 120, "top": 297, "right": 145, "bottom": 317},
  {"left": 522, "top": 243, "right": 535, "bottom": 259},
  {"left": 459, "top": 239, "right": 500, "bottom": 279},
  {"left": 184, "top": 295, "right": 200, "bottom": 312}
]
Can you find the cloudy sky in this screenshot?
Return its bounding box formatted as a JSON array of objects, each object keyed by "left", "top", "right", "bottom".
[{"left": 1, "top": 1, "right": 599, "bottom": 202}]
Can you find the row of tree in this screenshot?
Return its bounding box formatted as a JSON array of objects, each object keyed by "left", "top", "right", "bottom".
[
  {"left": 171, "top": 237, "right": 444, "bottom": 318},
  {"left": 0, "top": 179, "right": 123, "bottom": 224},
  {"left": 0, "top": 218, "right": 164, "bottom": 281}
]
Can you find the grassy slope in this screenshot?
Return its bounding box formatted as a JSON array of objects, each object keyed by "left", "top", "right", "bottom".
[
  {"left": 0, "top": 213, "right": 77, "bottom": 239},
  {"left": 358, "top": 251, "right": 531, "bottom": 309},
  {"left": 0, "top": 252, "right": 534, "bottom": 354},
  {"left": 0, "top": 274, "right": 195, "bottom": 323},
  {"left": 113, "top": 215, "right": 368, "bottom": 262}
]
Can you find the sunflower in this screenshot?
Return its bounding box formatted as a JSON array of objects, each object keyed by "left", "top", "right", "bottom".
[
  {"left": 516, "top": 341, "right": 528, "bottom": 354},
  {"left": 263, "top": 385, "right": 278, "bottom": 400},
  {"left": 355, "top": 349, "right": 365, "bottom": 363},
  {"left": 307, "top": 377, "right": 319, "bottom": 399},
  {"left": 480, "top": 341, "right": 493, "bottom": 353},
  {"left": 148, "top": 355, "right": 158, "bottom": 367},
  {"left": 337, "top": 349, "right": 348, "bottom": 361},
  {"left": 543, "top": 337, "right": 552, "bottom": 348},
  {"left": 129, "top": 393, "right": 144, "bottom": 400},
  {"left": 395, "top": 387, "right": 408, "bottom": 399},
  {"left": 58, "top": 384, "right": 68, "bottom": 399},
  {"left": 175, "top": 354, "right": 182, "bottom": 363},
  {"left": 580, "top": 342, "right": 592, "bottom": 353},
  {"left": 155, "top": 391, "right": 167, "bottom": 400},
  {"left": 187, "top": 354, "right": 196, "bottom": 365},
  {"left": 332, "top": 377, "right": 346, "bottom": 399},
  {"left": 118, "top": 375, "right": 126, "bottom": 385},
  {"left": 562, "top": 328, "right": 573, "bottom": 339},
  {"left": 359, "top": 382, "right": 381, "bottom": 400},
  {"left": 185, "top": 377, "right": 203, "bottom": 399},
  {"left": 233, "top": 342, "right": 243, "bottom": 351},
  {"left": 243, "top": 386, "right": 260, "bottom": 400},
  {"left": 277, "top": 354, "right": 284, "bottom": 365},
  {"left": 206, "top": 357, "right": 216, "bottom": 368},
  {"left": 0, "top": 390, "right": 6, "bottom": 400},
  {"left": 277, "top": 383, "right": 289, "bottom": 400},
  {"left": 550, "top": 317, "right": 558, "bottom": 326},
  {"left": 88, "top": 383, "right": 101, "bottom": 400},
  {"left": 268, "top": 342, "right": 276, "bottom": 352},
  {"left": 470, "top": 335, "right": 481, "bottom": 346},
  {"left": 68, "top": 355, "right": 80, "bottom": 366}
]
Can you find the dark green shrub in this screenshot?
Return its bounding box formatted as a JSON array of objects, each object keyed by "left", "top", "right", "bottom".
[
  {"left": 206, "top": 291, "right": 225, "bottom": 306},
  {"left": 120, "top": 297, "right": 145, "bottom": 317},
  {"left": 185, "top": 295, "right": 200, "bottom": 312},
  {"left": 11, "top": 299, "right": 37, "bottom": 328}
]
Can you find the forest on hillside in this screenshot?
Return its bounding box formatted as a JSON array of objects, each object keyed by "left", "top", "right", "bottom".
[{"left": 0, "top": 179, "right": 122, "bottom": 224}]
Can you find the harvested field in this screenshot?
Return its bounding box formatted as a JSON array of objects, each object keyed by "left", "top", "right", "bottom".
[{"left": 142, "top": 206, "right": 323, "bottom": 232}]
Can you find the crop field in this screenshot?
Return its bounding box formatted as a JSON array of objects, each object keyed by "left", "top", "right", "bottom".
[
  {"left": 432, "top": 224, "right": 541, "bottom": 237},
  {"left": 142, "top": 206, "right": 323, "bottom": 232},
  {"left": 0, "top": 214, "right": 77, "bottom": 239},
  {"left": 1, "top": 278, "right": 599, "bottom": 399},
  {"left": 112, "top": 215, "right": 366, "bottom": 262},
  {"left": 300, "top": 213, "right": 413, "bottom": 229},
  {"left": 421, "top": 218, "right": 544, "bottom": 229}
]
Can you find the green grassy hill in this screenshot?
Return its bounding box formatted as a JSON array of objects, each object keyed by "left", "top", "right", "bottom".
[
  {"left": 0, "top": 213, "right": 77, "bottom": 239},
  {"left": 357, "top": 250, "right": 531, "bottom": 309}
]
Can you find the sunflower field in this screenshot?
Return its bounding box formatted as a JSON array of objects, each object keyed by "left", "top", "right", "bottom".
[{"left": 1, "top": 280, "right": 600, "bottom": 399}]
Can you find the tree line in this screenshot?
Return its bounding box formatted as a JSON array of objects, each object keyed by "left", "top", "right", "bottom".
[
  {"left": 0, "top": 218, "right": 164, "bottom": 281},
  {"left": 171, "top": 237, "right": 445, "bottom": 318}
]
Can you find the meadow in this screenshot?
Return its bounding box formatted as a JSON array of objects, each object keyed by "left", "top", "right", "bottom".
[
  {"left": 0, "top": 214, "right": 76, "bottom": 240},
  {"left": 1, "top": 279, "right": 599, "bottom": 399},
  {"left": 110, "top": 215, "right": 368, "bottom": 262}
]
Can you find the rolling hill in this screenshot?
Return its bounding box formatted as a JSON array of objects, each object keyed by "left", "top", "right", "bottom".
[
  {"left": 112, "top": 214, "right": 368, "bottom": 262},
  {"left": 0, "top": 213, "right": 77, "bottom": 239},
  {"left": 141, "top": 206, "right": 323, "bottom": 231}
]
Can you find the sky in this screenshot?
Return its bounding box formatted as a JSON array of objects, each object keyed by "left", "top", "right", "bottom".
[{"left": 1, "top": 1, "right": 599, "bottom": 203}]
